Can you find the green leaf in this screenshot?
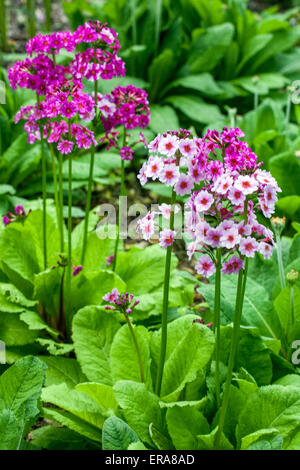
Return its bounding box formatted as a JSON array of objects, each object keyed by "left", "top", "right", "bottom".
[
  {"left": 33, "top": 267, "right": 62, "bottom": 319},
  {"left": 0, "top": 356, "right": 46, "bottom": 421},
  {"left": 220, "top": 326, "right": 273, "bottom": 386},
  {"left": 114, "top": 380, "right": 164, "bottom": 446},
  {"left": 149, "top": 105, "right": 179, "bottom": 134},
  {"left": 110, "top": 324, "right": 153, "bottom": 389},
  {"left": 0, "top": 312, "right": 38, "bottom": 346},
  {"left": 188, "top": 23, "right": 234, "bottom": 73},
  {"left": 20, "top": 310, "right": 58, "bottom": 338},
  {"left": 40, "top": 356, "right": 87, "bottom": 389},
  {"left": 102, "top": 416, "right": 139, "bottom": 450},
  {"left": 0, "top": 409, "right": 21, "bottom": 450},
  {"left": 75, "top": 382, "right": 118, "bottom": 413},
  {"left": 43, "top": 407, "right": 102, "bottom": 443},
  {"left": 165, "top": 95, "right": 223, "bottom": 124},
  {"left": 116, "top": 245, "right": 176, "bottom": 295},
  {"left": 69, "top": 269, "right": 126, "bottom": 317},
  {"left": 164, "top": 73, "right": 222, "bottom": 97},
  {"left": 151, "top": 315, "right": 215, "bottom": 401},
  {"left": 166, "top": 406, "right": 209, "bottom": 450},
  {"left": 237, "top": 385, "right": 300, "bottom": 450},
  {"left": 148, "top": 49, "right": 175, "bottom": 101},
  {"left": 241, "top": 428, "right": 280, "bottom": 450},
  {"left": 72, "top": 306, "right": 121, "bottom": 384},
  {"left": 0, "top": 282, "right": 35, "bottom": 313},
  {"left": 42, "top": 383, "right": 106, "bottom": 430},
  {"left": 197, "top": 427, "right": 234, "bottom": 450},
  {"left": 29, "top": 425, "right": 100, "bottom": 450}
]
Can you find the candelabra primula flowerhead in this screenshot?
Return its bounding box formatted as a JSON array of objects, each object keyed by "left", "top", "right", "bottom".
[
  {"left": 14, "top": 80, "right": 97, "bottom": 151},
  {"left": 103, "top": 289, "right": 140, "bottom": 315},
  {"left": 139, "top": 129, "right": 201, "bottom": 196},
  {"left": 8, "top": 54, "right": 69, "bottom": 95},
  {"left": 100, "top": 85, "right": 150, "bottom": 152},
  {"left": 184, "top": 126, "right": 281, "bottom": 277},
  {"left": 3, "top": 205, "right": 29, "bottom": 226}
]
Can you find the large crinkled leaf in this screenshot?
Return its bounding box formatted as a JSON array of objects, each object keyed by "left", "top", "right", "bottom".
[
  {"left": 201, "top": 276, "right": 282, "bottom": 340},
  {"left": 36, "top": 338, "right": 74, "bottom": 356},
  {"left": 42, "top": 383, "right": 106, "bottom": 430},
  {"left": 0, "top": 283, "right": 36, "bottom": 312},
  {"left": 166, "top": 406, "right": 209, "bottom": 450},
  {"left": 237, "top": 385, "right": 300, "bottom": 450},
  {"left": 197, "top": 427, "right": 234, "bottom": 450},
  {"left": 72, "top": 306, "right": 121, "bottom": 384},
  {"left": 240, "top": 428, "right": 280, "bottom": 450},
  {"left": 33, "top": 267, "right": 62, "bottom": 319},
  {"left": 75, "top": 383, "right": 118, "bottom": 414},
  {"left": 0, "top": 409, "right": 22, "bottom": 450},
  {"left": 113, "top": 380, "right": 164, "bottom": 446},
  {"left": 165, "top": 95, "right": 223, "bottom": 124},
  {"left": 188, "top": 23, "right": 234, "bottom": 72},
  {"left": 164, "top": 73, "right": 222, "bottom": 97},
  {"left": 0, "top": 209, "right": 60, "bottom": 297},
  {"left": 0, "top": 312, "right": 38, "bottom": 346},
  {"left": 220, "top": 326, "right": 273, "bottom": 386},
  {"left": 150, "top": 315, "right": 215, "bottom": 401},
  {"left": 149, "top": 105, "right": 179, "bottom": 134},
  {"left": 72, "top": 230, "right": 115, "bottom": 273},
  {"left": 110, "top": 324, "right": 153, "bottom": 390},
  {"left": 43, "top": 407, "right": 102, "bottom": 443},
  {"left": 29, "top": 425, "right": 100, "bottom": 450},
  {"left": 40, "top": 356, "right": 87, "bottom": 389},
  {"left": 20, "top": 310, "right": 58, "bottom": 338},
  {"left": 0, "top": 356, "right": 46, "bottom": 421},
  {"left": 102, "top": 416, "right": 139, "bottom": 450},
  {"left": 274, "top": 286, "right": 300, "bottom": 341},
  {"left": 116, "top": 244, "right": 176, "bottom": 295}
]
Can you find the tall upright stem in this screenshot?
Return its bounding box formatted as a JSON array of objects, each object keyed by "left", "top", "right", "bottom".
[
  {"left": 0, "top": 0, "right": 7, "bottom": 54},
  {"left": 36, "top": 94, "right": 47, "bottom": 269},
  {"left": 214, "top": 262, "right": 247, "bottom": 449},
  {"left": 214, "top": 248, "right": 222, "bottom": 408},
  {"left": 155, "top": 188, "right": 176, "bottom": 396},
  {"left": 43, "top": 0, "right": 51, "bottom": 32},
  {"left": 66, "top": 154, "right": 72, "bottom": 337},
  {"left": 49, "top": 144, "right": 61, "bottom": 239},
  {"left": 124, "top": 313, "right": 144, "bottom": 383},
  {"left": 112, "top": 130, "right": 127, "bottom": 272},
  {"left": 276, "top": 232, "right": 286, "bottom": 290},
  {"left": 26, "top": 0, "right": 36, "bottom": 38},
  {"left": 81, "top": 50, "right": 98, "bottom": 265},
  {"left": 58, "top": 151, "right": 64, "bottom": 252}
]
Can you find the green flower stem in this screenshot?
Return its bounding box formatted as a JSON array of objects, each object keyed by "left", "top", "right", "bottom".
[
  {"left": 276, "top": 232, "right": 286, "bottom": 290},
  {"left": 124, "top": 313, "right": 144, "bottom": 383},
  {"left": 26, "top": 0, "right": 36, "bottom": 38},
  {"left": 291, "top": 285, "right": 295, "bottom": 325},
  {"left": 81, "top": 50, "right": 98, "bottom": 265},
  {"left": 214, "top": 248, "right": 222, "bottom": 408},
  {"left": 43, "top": 0, "right": 51, "bottom": 32},
  {"left": 58, "top": 150, "right": 64, "bottom": 252},
  {"left": 66, "top": 153, "right": 72, "bottom": 338},
  {"left": 112, "top": 130, "right": 127, "bottom": 272},
  {"left": 49, "top": 143, "right": 61, "bottom": 243},
  {"left": 214, "top": 260, "right": 248, "bottom": 449},
  {"left": 155, "top": 188, "right": 176, "bottom": 396},
  {"left": 0, "top": 0, "right": 7, "bottom": 53},
  {"left": 36, "top": 94, "right": 47, "bottom": 269}
]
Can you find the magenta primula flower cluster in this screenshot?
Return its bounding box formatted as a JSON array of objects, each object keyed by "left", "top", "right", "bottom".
[
  {"left": 8, "top": 21, "right": 148, "bottom": 160},
  {"left": 99, "top": 85, "right": 150, "bottom": 155},
  {"left": 137, "top": 127, "right": 281, "bottom": 276},
  {"left": 103, "top": 288, "right": 140, "bottom": 314}
]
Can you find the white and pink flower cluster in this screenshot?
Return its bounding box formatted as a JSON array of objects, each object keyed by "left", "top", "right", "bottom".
[
  {"left": 137, "top": 127, "right": 281, "bottom": 276},
  {"left": 138, "top": 129, "right": 199, "bottom": 195}
]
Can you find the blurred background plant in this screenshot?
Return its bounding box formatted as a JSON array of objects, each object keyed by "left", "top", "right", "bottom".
[{"left": 1, "top": 0, "right": 300, "bottom": 232}]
